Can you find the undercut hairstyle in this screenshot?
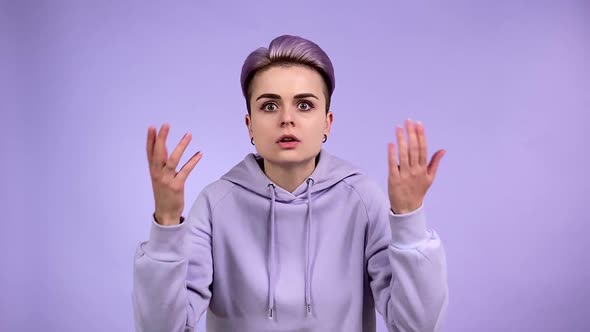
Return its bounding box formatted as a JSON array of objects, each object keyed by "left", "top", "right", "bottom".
[{"left": 240, "top": 35, "right": 336, "bottom": 114}]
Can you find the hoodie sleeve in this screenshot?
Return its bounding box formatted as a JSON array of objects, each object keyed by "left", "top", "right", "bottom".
[
  {"left": 363, "top": 182, "right": 448, "bottom": 332},
  {"left": 132, "top": 191, "right": 213, "bottom": 332}
]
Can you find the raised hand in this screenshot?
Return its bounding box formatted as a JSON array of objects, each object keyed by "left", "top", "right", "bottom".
[
  {"left": 387, "top": 119, "right": 445, "bottom": 214},
  {"left": 146, "top": 123, "right": 203, "bottom": 226}
]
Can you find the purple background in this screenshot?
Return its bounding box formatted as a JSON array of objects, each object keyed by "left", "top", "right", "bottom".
[{"left": 2, "top": 0, "right": 589, "bottom": 331}]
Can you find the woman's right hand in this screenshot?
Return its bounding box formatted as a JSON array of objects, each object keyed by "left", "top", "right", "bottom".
[{"left": 146, "top": 123, "right": 203, "bottom": 226}]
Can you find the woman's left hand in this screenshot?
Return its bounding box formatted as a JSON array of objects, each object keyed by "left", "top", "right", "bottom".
[{"left": 387, "top": 119, "right": 445, "bottom": 214}]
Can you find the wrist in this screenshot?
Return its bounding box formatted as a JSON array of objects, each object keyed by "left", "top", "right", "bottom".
[
  {"left": 153, "top": 212, "right": 184, "bottom": 226},
  {"left": 390, "top": 201, "right": 422, "bottom": 215}
]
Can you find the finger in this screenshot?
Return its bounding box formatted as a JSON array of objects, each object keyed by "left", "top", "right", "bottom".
[
  {"left": 177, "top": 151, "right": 203, "bottom": 182},
  {"left": 396, "top": 126, "right": 409, "bottom": 171},
  {"left": 427, "top": 149, "right": 446, "bottom": 179},
  {"left": 416, "top": 121, "right": 427, "bottom": 166},
  {"left": 388, "top": 142, "right": 400, "bottom": 178},
  {"left": 406, "top": 119, "right": 419, "bottom": 167},
  {"left": 166, "top": 132, "right": 192, "bottom": 170},
  {"left": 146, "top": 126, "right": 156, "bottom": 162},
  {"left": 153, "top": 123, "right": 170, "bottom": 166}
]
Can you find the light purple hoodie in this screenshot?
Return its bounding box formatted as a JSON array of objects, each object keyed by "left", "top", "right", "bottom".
[{"left": 132, "top": 149, "right": 448, "bottom": 331}]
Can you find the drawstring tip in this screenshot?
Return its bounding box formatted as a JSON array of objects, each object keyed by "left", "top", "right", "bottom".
[
  {"left": 268, "top": 308, "right": 274, "bottom": 319},
  {"left": 306, "top": 304, "right": 312, "bottom": 315}
]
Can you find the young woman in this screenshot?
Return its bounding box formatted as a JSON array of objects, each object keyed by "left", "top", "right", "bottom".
[{"left": 133, "top": 35, "right": 448, "bottom": 332}]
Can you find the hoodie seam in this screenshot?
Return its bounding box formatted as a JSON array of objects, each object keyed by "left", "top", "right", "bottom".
[
  {"left": 340, "top": 179, "right": 371, "bottom": 226},
  {"left": 210, "top": 181, "right": 239, "bottom": 215}
]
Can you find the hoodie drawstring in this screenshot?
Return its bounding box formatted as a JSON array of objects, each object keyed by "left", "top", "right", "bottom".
[
  {"left": 266, "top": 179, "right": 315, "bottom": 319},
  {"left": 267, "top": 184, "right": 277, "bottom": 319},
  {"left": 305, "top": 178, "right": 314, "bottom": 316}
]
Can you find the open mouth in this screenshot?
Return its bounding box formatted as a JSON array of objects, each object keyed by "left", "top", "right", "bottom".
[
  {"left": 279, "top": 137, "right": 298, "bottom": 142},
  {"left": 276, "top": 135, "right": 300, "bottom": 149},
  {"left": 277, "top": 135, "right": 300, "bottom": 143}
]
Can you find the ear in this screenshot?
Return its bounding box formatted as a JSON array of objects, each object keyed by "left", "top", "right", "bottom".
[
  {"left": 324, "top": 111, "right": 334, "bottom": 136},
  {"left": 245, "top": 114, "right": 253, "bottom": 136}
]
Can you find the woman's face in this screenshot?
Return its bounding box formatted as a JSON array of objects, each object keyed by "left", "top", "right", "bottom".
[{"left": 245, "top": 65, "right": 333, "bottom": 168}]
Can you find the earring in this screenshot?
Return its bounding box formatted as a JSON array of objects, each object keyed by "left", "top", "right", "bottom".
[
  {"left": 322, "top": 134, "right": 327, "bottom": 143},
  {"left": 251, "top": 137, "right": 255, "bottom": 146}
]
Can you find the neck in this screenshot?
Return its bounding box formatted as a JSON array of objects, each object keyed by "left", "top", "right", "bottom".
[{"left": 263, "top": 156, "right": 317, "bottom": 193}]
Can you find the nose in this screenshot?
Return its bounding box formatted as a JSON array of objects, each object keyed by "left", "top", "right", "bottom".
[{"left": 279, "top": 107, "right": 295, "bottom": 127}]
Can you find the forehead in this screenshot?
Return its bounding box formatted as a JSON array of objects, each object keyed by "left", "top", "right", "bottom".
[{"left": 250, "top": 65, "right": 325, "bottom": 96}]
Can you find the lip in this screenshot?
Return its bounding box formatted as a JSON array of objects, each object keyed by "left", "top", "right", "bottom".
[
  {"left": 277, "top": 141, "right": 300, "bottom": 149},
  {"left": 276, "top": 134, "right": 300, "bottom": 143}
]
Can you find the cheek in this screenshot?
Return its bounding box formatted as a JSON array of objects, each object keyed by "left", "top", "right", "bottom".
[
  {"left": 250, "top": 118, "right": 273, "bottom": 134},
  {"left": 302, "top": 121, "right": 327, "bottom": 138}
]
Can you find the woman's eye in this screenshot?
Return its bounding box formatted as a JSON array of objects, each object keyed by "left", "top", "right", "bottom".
[
  {"left": 298, "top": 101, "right": 313, "bottom": 111},
  {"left": 262, "top": 103, "right": 277, "bottom": 111}
]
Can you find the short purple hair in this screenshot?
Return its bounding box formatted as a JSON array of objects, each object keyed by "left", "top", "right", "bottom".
[{"left": 240, "top": 35, "right": 335, "bottom": 114}]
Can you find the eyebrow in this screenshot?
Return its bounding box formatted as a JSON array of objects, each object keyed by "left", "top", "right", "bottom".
[{"left": 255, "top": 93, "right": 319, "bottom": 101}]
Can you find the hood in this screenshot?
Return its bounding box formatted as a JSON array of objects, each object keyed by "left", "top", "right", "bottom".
[
  {"left": 219, "top": 149, "right": 361, "bottom": 319},
  {"left": 221, "top": 148, "right": 360, "bottom": 201}
]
